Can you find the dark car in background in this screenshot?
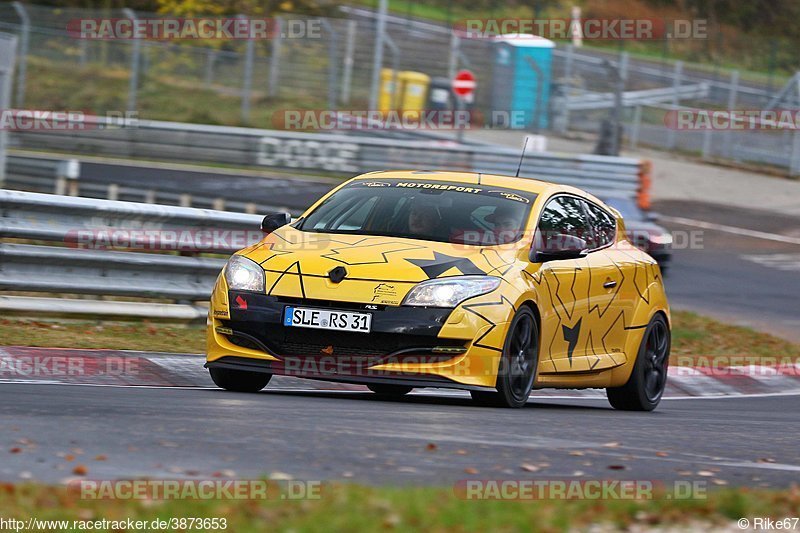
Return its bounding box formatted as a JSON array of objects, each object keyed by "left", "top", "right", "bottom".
[{"left": 601, "top": 196, "right": 672, "bottom": 274}]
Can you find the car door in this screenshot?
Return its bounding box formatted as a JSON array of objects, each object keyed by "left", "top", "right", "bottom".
[
  {"left": 576, "top": 199, "right": 632, "bottom": 372},
  {"left": 528, "top": 195, "right": 594, "bottom": 374}
]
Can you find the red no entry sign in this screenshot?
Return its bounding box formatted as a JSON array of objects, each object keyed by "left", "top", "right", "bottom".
[{"left": 452, "top": 69, "right": 476, "bottom": 98}]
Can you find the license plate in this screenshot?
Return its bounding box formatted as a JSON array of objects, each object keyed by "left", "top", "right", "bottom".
[{"left": 283, "top": 306, "right": 372, "bottom": 333}]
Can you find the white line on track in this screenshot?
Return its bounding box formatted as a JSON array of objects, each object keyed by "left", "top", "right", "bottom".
[
  {"left": 2, "top": 380, "right": 800, "bottom": 401},
  {"left": 660, "top": 215, "right": 800, "bottom": 245}
]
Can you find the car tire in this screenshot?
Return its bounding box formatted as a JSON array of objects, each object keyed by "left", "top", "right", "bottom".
[
  {"left": 209, "top": 367, "right": 272, "bottom": 393},
  {"left": 470, "top": 307, "right": 539, "bottom": 408},
  {"left": 367, "top": 384, "right": 414, "bottom": 396},
  {"left": 607, "top": 314, "right": 670, "bottom": 411}
]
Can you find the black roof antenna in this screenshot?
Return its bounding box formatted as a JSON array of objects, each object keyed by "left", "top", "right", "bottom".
[{"left": 515, "top": 136, "right": 529, "bottom": 177}]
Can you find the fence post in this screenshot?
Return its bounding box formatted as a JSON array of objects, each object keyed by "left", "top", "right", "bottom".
[
  {"left": 240, "top": 15, "right": 255, "bottom": 123},
  {"left": 123, "top": 8, "right": 141, "bottom": 112},
  {"left": 0, "top": 34, "right": 18, "bottom": 189},
  {"left": 320, "top": 19, "right": 339, "bottom": 112},
  {"left": 204, "top": 49, "right": 216, "bottom": 88},
  {"left": 79, "top": 40, "right": 88, "bottom": 67},
  {"left": 340, "top": 19, "right": 357, "bottom": 104},
  {"left": 666, "top": 61, "right": 682, "bottom": 150},
  {"left": 368, "top": 0, "right": 388, "bottom": 111},
  {"left": 723, "top": 70, "right": 739, "bottom": 159},
  {"left": 790, "top": 131, "right": 800, "bottom": 178},
  {"left": 558, "top": 44, "right": 574, "bottom": 134},
  {"left": 11, "top": 2, "right": 28, "bottom": 108},
  {"left": 448, "top": 31, "right": 459, "bottom": 79},
  {"left": 268, "top": 17, "right": 283, "bottom": 98},
  {"left": 619, "top": 51, "right": 629, "bottom": 85},
  {"left": 629, "top": 105, "right": 642, "bottom": 149}
]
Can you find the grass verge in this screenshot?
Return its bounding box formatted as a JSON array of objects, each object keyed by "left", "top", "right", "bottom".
[
  {"left": 1, "top": 310, "right": 798, "bottom": 366},
  {"left": 0, "top": 483, "right": 798, "bottom": 532},
  {"left": 25, "top": 57, "right": 330, "bottom": 128},
  {"left": 0, "top": 319, "right": 205, "bottom": 354}
]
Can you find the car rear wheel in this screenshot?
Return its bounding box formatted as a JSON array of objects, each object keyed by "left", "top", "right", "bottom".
[
  {"left": 471, "top": 307, "right": 539, "bottom": 408},
  {"left": 367, "top": 384, "right": 414, "bottom": 396},
  {"left": 607, "top": 314, "right": 670, "bottom": 411},
  {"left": 209, "top": 367, "right": 272, "bottom": 393}
]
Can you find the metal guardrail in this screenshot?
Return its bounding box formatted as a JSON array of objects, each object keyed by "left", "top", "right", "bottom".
[
  {"left": 3, "top": 154, "right": 80, "bottom": 193},
  {"left": 565, "top": 83, "right": 710, "bottom": 111},
  {"left": 0, "top": 190, "right": 264, "bottom": 320},
  {"left": 10, "top": 115, "right": 651, "bottom": 204},
  {"left": 4, "top": 153, "right": 302, "bottom": 215}
]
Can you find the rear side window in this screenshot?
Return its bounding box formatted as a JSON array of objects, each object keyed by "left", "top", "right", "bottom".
[
  {"left": 584, "top": 202, "right": 617, "bottom": 249},
  {"left": 537, "top": 196, "right": 592, "bottom": 248}
]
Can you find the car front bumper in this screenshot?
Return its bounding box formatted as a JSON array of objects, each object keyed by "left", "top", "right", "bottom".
[{"left": 206, "top": 289, "right": 510, "bottom": 389}]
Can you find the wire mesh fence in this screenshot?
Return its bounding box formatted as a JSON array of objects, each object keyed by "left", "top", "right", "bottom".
[{"left": 1, "top": 3, "right": 799, "bottom": 175}]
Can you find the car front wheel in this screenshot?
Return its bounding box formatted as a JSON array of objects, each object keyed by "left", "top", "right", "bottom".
[
  {"left": 209, "top": 367, "right": 272, "bottom": 393},
  {"left": 471, "top": 307, "right": 539, "bottom": 408}
]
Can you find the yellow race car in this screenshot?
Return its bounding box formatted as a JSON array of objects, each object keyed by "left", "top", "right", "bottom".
[{"left": 206, "top": 171, "right": 670, "bottom": 410}]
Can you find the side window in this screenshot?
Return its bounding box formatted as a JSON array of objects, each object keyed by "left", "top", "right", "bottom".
[
  {"left": 585, "top": 202, "right": 617, "bottom": 249},
  {"left": 537, "top": 196, "right": 592, "bottom": 250}
]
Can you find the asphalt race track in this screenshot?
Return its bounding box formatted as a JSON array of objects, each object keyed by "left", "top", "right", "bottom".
[
  {"left": 79, "top": 160, "right": 337, "bottom": 212},
  {"left": 655, "top": 200, "right": 800, "bottom": 342},
  {"left": 1, "top": 382, "right": 799, "bottom": 487}
]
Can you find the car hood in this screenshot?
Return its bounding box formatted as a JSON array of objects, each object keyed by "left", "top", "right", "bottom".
[{"left": 238, "top": 226, "right": 520, "bottom": 305}]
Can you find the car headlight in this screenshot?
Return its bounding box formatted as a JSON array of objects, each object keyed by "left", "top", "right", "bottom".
[
  {"left": 224, "top": 255, "right": 265, "bottom": 292},
  {"left": 649, "top": 233, "right": 673, "bottom": 245},
  {"left": 402, "top": 276, "right": 501, "bottom": 308}
]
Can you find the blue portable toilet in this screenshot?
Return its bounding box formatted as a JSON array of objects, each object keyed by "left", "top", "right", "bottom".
[{"left": 490, "top": 34, "right": 554, "bottom": 130}]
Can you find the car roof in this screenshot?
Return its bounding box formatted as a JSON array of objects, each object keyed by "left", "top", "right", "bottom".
[{"left": 351, "top": 170, "right": 594, "bottom": 199}]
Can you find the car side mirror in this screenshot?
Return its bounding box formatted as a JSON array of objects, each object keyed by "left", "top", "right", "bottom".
[
  {"left": 530, "top": 234, "right": 589, "bottom": 263},
  {"left": 261, "top": 212, "right": 292, "bottom": 233}
]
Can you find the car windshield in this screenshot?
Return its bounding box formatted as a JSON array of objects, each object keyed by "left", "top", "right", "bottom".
[{"left": 298, "top": 179, "right": 536, "bottom": 246}]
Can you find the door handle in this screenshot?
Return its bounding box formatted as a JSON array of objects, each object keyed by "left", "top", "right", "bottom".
[{"left": 603, "top": 280, "right": 617, "bottom": 289}]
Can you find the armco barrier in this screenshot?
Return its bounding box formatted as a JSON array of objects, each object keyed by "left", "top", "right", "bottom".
[
  {"left": 0, "top": 189, "right": 264, "bottom": 320},
  {"left": 3, "top": 154, "right": 80, "bottom": 194},
  {"left": 9, "top": 115, "right": 650, "bottom": 204}
]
